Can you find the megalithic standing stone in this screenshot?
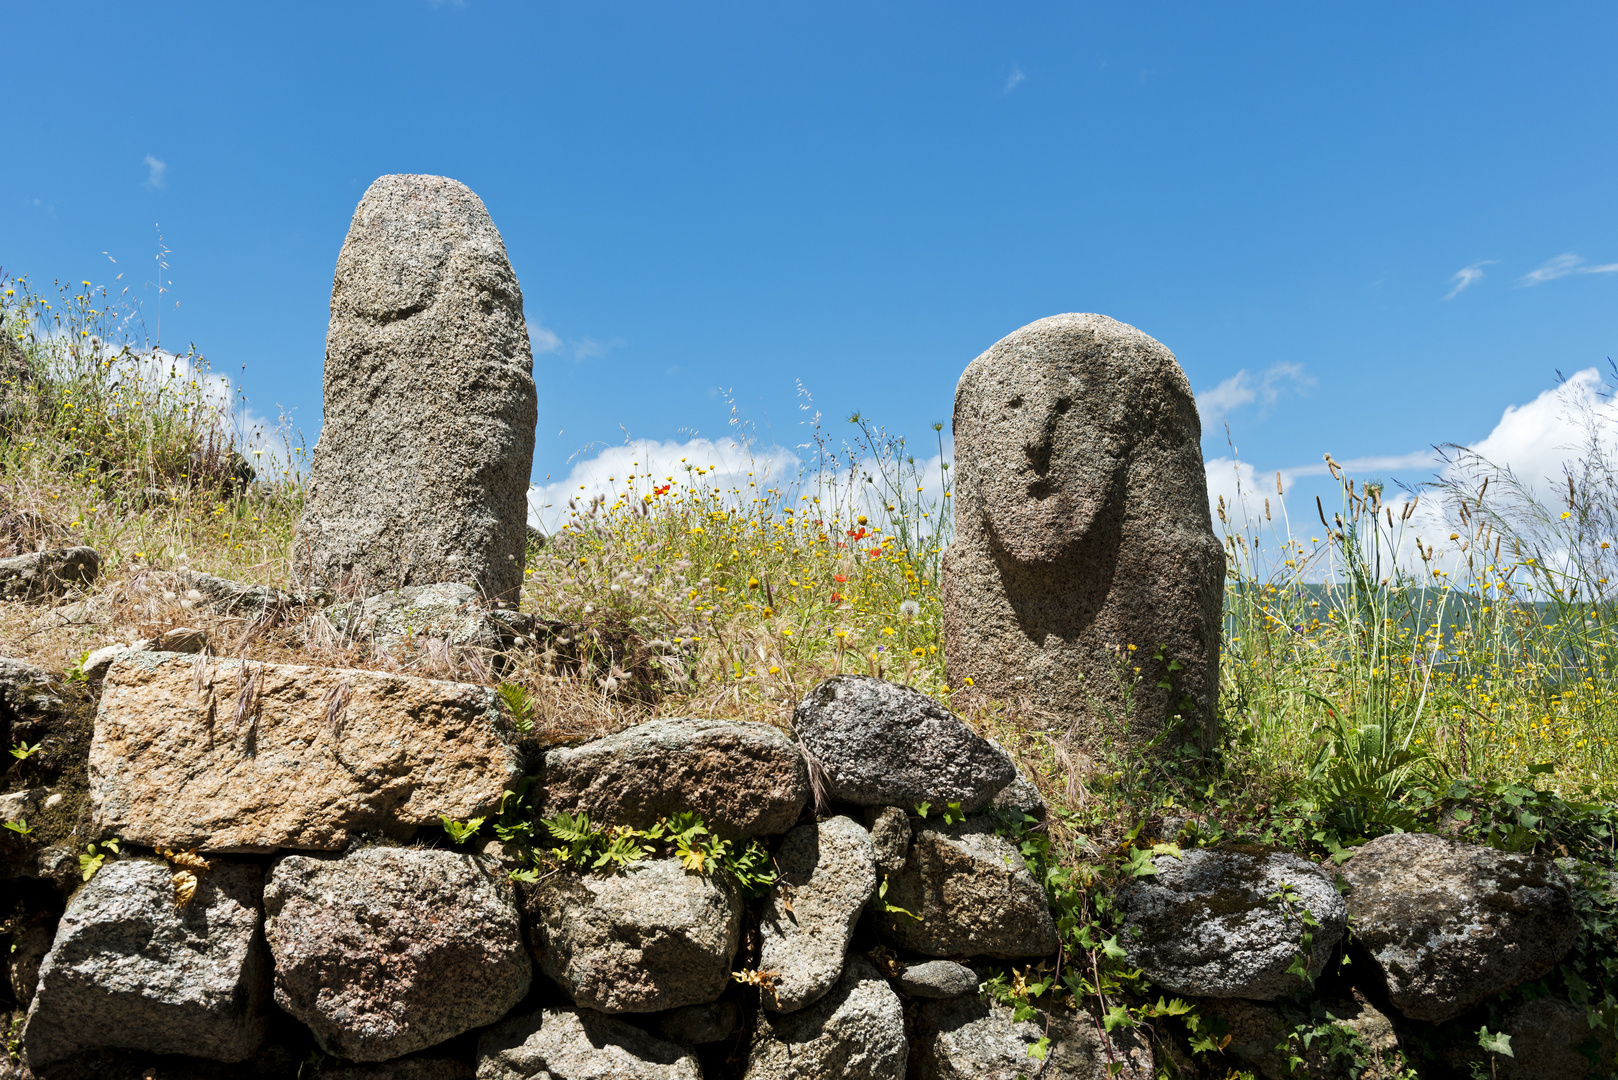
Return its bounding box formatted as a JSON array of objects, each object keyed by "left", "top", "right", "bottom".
[
  {"left": 941, "top": 314, "right": 1224, "bottom": 754},
  {"left": 292, "top": 175, "right": 538, "bottom": 603}
]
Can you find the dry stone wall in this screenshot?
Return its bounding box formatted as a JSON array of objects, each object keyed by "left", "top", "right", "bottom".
[{"left": 5, "top": 656, "right": 1608, "bottom": 1080}]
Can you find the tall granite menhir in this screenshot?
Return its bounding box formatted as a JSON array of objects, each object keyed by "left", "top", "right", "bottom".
[
  {"left": 942, "top": 314, "right": 1223, "bottom": 751},
  {"left": 292, "top": 174, "right": 538, "bottom": 602}
]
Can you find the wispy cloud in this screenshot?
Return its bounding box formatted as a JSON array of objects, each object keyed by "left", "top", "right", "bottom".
[
  {"left": 1196, "top": 363, "right": 1314, "bottom": 421},
  {"left": 526, "top": 319, "right": 562, "bottom": 356},
  {"left": 1519, "top": 253, "right": 1618, "bottom": 286},
  {"left": 525, "top": 318, "right": 624, "bottom": 362},
  {"left": 1003, "top": 64, "right": 1026, "bottom": 93},
  {"left": 142, "top": 155, "right": 167, "bottom": 190},
  {"left": 1443, "top": 260, "right": 1496, "bottom": 299}
]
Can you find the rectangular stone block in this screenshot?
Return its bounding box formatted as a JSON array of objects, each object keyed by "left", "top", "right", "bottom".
[{"left": 89, "top": 652, "right": 522, "bottom": 852}]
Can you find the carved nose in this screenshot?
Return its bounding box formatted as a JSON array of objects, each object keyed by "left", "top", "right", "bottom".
[{"left": 1023, "top": 406, "right": 1062, "bottom": 476}]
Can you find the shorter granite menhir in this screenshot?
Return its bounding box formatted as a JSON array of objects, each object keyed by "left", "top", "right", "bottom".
[{"left": 89, "top": 652, "right": 522, "bottom": 851}]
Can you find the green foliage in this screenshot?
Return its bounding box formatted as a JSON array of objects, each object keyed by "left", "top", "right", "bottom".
[
  {"left": 1267, "top": 881, "right": 1322, "bottom": 991},
  {"left": 78, "top": 838, "right": 119, "bottom": 881},
  {"left": 439, "top": 815, "right": 485, "bottom": 845},
  {"left": 877, "top": 875, "right": 918, "bottom": 922},
  {"left": 496, "top": 682, "right": 535, "bottom": 735},
  {"left": 537, "top": 809, "right": 777, "bottom": 896},
  {"left": 1, "top": 818, "right": 32, "bottom": 837},
  {"left": 7, "top": 741, "right": 42, "bottom": 762}
]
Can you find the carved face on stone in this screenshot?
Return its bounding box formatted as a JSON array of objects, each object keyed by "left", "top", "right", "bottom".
[{"left": 968, "top": 353, "right": 1129, "bottom": 565}]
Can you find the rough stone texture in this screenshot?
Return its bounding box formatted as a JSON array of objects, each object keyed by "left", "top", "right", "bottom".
[
  {"left": 992, "top": 768, "right": 1047, "bottom": 820},
  {"left": 864, "top": 805, "right": 911, "bottom": 878},
  {"left": 328, "top": 582, "right": 510, "bottom": 650},
  {"left": 7, "top": 917, "right": 53, "bottom": 1008},
  {"left": 175, "top": 569, "right": 294, "bottom": 615},
  {"left": 878, "top": 816, "right": 1059, "bottom": 959},
  {"left": 264, "top": 846, "right": 530, "bottom": 1061},
  {"left": 942, "top": 314, "right": 1224, "bottom": 753},
  {"left": 1201, "top": 993, "right": 1403, "bottom": 1080},
  {"left": 0, "top": 547, "right": 99, "bottom": 602},
  {"left": 527, "top": 857, "right": 741, "bottom": 1013},
  {"left": 0, "top": 787, "right": 43, "bottom": 824},
  {"left": 656, "top": 1000, "right": 739, "bottom": 1045},
  {"left": 541, "top": 718, "right": 809, "bottom": 841},
  {"left": 1341, "top": 832, "right": 1579, "bottom": 1022},
  {"left": 893, "top": 960, "right": 979, "bottom": 999},
  {"left": 911, "top": 996, "right": 1154, "bottom": 1080},
  {"left": 292, "top": 174, "right": 537, "bottom": 604},
  {"left": 1489, "top": 996, "right": 1618, "bottom": 1080},
  {"left": 760, "top": 815, "right": 878, "bottom": 1012},
  {"left": 22, "top": 859, "right": 269, "bottom": 1069},
  {"left": 89, "top": 651, "right": 521, "bottom": 851},
  {"left": 794, "top": 676, "right": 1015, "bottom": 811},
  {"left": 744, "top": 956, "right": 907, "bottom": 1080},
  {"left": 477, "top": 1007, "right": 701, "bottom": 1080},
  {"left": 325, "top": 1061, "right": 474, "bottom": 1080},
  {"left": 0, "top": 657, "right": 61, "bottom": 719},
  {"left": 1114, "top": 847, "right": 1347, "bottom": 999}
]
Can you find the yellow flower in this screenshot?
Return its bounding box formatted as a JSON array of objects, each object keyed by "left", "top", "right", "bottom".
[
  {"left": 964, "top": 677, "right": 974, "bottom": 686},
  {"left": 768, "top": 666, "right": 780, "bottom": 675}
]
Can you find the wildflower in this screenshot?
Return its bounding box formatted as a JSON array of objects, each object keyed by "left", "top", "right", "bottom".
[
  {"left": 899, "top": 599, "right": 920, "bottom": 619},
  {"left": 768, "top": 666, "right": 780, "bottom": 675}
]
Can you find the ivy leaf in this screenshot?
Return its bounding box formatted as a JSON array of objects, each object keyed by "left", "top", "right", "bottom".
[{"left": 1478, "top": 1026, "right": 1514, "bottom": 1058}]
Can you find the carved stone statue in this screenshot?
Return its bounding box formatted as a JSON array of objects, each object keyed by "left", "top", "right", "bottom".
[{"left": 942, "top": 313, "right": 1224, "bottom": 753}]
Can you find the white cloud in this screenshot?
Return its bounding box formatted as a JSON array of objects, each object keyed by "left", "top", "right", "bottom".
[
  {"left": 142, "top": 155, "right": 167, "bottom": 190},
  {"left": 572, "top": 336, "right": 625, "bottom": 362},
  {"left": 1444, "top": 260, "right": 1496, "bottom": 299},
  {"left": 526, "top": 320, "right": 562, "bottom": 356},
  {"left": 527, "top": 431, "right": 956, "bottom": 538},
  {"left": 1004, "top": 64, "right": 1026, "bottom": 93},
  {"left": 528, "top": 437, "right": 803, "bottom": 532},
  {"left": 1206, "top": 369, "right": 1618, "bottom": 580},
  {"left": 1519, "top": 253, "right": 1618, "bottom": 286},
  {"left": 1196, "top": 363, "right": 1313, "bottom": 421}
]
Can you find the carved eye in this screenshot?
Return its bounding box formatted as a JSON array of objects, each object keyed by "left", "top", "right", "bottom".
[
  {"left": 1054, "top": 397, "right": 1072, "bottom": 415},
  {"left": 1008, "top": 395, "right": 1024, "bottom": 409}
]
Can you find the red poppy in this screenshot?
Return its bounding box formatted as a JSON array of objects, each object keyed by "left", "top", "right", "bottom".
[
  {"left": 834, "top": 574, "right": 848, "bottom": 583},
  {"left": 830, "top": 591, "right": 843, "bottom": 602}
]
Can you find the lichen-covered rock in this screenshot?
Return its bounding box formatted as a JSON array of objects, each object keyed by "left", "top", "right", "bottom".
[
  {"left": 292, "top": 174, "right": 537, "bottom": 604},
  {"left": 1341, "top": 832, "right": 1578, "bottom": 1022},
  {"left": 942, "top": 314, "right": 1224, "bottom": 755},
  {"left": 760, "top": 815, "right": 877, "bottom": 1012},
  {"left": 90, "top": 652, "right": 522, "bottom": 851},
  {"left": 794, "top": 676, "right": 1015, "bottom": 811},
  {"left": 325, "top": 1060, "right": 475, "bottom": 1080},
  {"left": 1114, "top": 847, "right": 1347, "bottom": 999},
  {"left": 911, "top": 995, "right": 1153, "bottom": 1080},
  {"left": 527, "top": 857, "right": 741, "bottom": 1013},
  {"left": 0, "top": 547, "right": 99, "bottom": 602},
  {"left": 894, "top": 960, "right": 979, "bottom": 999},
  {"left": 878, "top": 817, "right": 1059, "bottom": 959},
  {"left": 265, "top": 847, "right": 530, "bottom": 1061},
  {"left": 542, "top": 718, "right": 809, "bottom": 841},
  {"left": 0, "top": 657, "right": 61, "bottom": 718},
  {"left": 477, "top": 1007, "right": 701, "bottom": 1080},
  {"left": 744, "top": 957, "right": 906, "bottom": 1080},
  {"left": 22, "top": 859, "right": 269, "bottom": 1069},
  {"left": 864, "top": 805, "right": 911, "bottom": 878}
]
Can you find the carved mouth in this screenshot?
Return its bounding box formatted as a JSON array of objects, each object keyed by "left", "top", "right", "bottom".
[{"left": 1027, "top": 479, "right": 1055, "bottom": 501}]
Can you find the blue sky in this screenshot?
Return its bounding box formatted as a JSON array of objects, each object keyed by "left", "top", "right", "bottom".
[{"left": 4, "top": 2, "right": 1616, "bottom": 529}]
